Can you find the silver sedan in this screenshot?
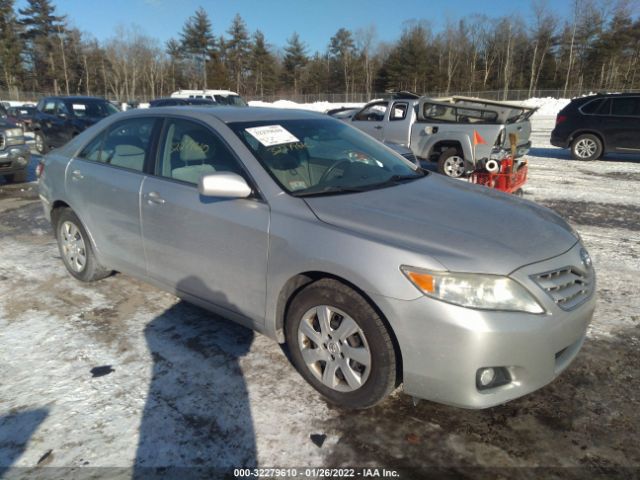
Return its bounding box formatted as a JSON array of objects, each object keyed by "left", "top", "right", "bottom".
[{"left": 38, "top": 106, "right": 595, "bottom": 409}]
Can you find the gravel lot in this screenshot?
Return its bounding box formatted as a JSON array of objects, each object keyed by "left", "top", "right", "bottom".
[{"left": 1, "top": 118, "right": 639, "bottom": 478}]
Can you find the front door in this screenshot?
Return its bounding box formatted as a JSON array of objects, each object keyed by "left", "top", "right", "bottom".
[
  {"left": 140, "top": 117, "right": 270, "bottom": 324},
  {"left": 350, "top": 101, "right": 388, "bottom": 141}
]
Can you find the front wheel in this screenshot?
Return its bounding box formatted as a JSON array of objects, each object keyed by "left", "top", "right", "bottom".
[
  {"left": 438, "top": 148, "right": 467, "bottom": 178},
  {"left": 570, "top": 134, "right": 602, "bottom": 161},
  {"left": 285, "top": 279, "right": 397, "bottom": 409},
  {"left": 55, "top": 208, "right": 111, "bottom": 282}
]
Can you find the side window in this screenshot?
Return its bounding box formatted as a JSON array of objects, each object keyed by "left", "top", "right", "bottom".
[
  {"left": 597, "top": 99, "right": 612, "bottom": 115},
  {"left": 43, "top": 101, "right": 56, "bottom": 114},
  {"left": 390, "top": 102, "right": 409, "bottom": 121},
  {"left": 56, "top": 101, "right": 69, "bottom": 115},
  {"left": 612, "top": 97, "right": 640, "bottom": 116},
  {"left": 78, "top": 117, "right": 155, "bottom": 171},
  {"left": 78, "top": 132, "right": 106, "bottom": 162},
  {"left": 353, "top": 102, "right": 388, "bottom": 121},
  {"left": 422, "top": 103, "right": 456, "bottom": 122},
  {"left": 580, "top": 99, "right": 604, "bottom": 114},
  {"left": 157, "top": 118, "right": 245, "bottom": 185}
]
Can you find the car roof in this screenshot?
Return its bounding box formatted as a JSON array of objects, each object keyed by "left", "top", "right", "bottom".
[
  {"left": 43, "top": 96, "right": 109, "bottom": 101},
  {"left": 131, "top": 106, "right": 325, "bottom": 123}
]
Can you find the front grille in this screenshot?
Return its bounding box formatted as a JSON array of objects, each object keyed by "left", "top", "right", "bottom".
[
  {"left": 401, "top": 152, "right": 418, "bottom": 165},
  {"left": 0, "top": 133, "right": 5, "bottom": 150},
  {"left": 533, "top": 266, "right": 593, "bottom": 310}
]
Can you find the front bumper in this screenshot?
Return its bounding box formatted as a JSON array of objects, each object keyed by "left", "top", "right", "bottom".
[
  {"left": 372, "top": 242, "right": 595, "bottom": 409},
  {"left": 0, "top": 144, "right": 31, "bottom": 175}
]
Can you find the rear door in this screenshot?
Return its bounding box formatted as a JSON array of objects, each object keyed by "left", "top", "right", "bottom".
[
  {"left": 609, "top": 97, "right": 640, "bottom": 152},
  {"left": 350, "top": 101, "right": 388, "bottom": 141},
  {"left": 65, "top": 116, "right": 160, "bottom": 276},
  {"left": 140, "top": 117, "right": 270, "bottom": 323}
]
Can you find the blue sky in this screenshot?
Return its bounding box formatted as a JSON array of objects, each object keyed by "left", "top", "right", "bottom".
[{"left": 24, "top": 0, "right": 574, "bottom": 52}]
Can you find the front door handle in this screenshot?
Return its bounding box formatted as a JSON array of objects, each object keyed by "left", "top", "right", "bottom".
[
  {"left": 147, "top": 191, "right": 165, "bottom": 205},
  {"left": 374, "top": 125, "right": 383, "bottom": 130},
  {"left": 71, "top": 169, "right": 83, "bottom": 180}
]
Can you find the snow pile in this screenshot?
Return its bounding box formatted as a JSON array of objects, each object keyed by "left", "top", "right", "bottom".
[
  {"left": 248, "top": 100, "right": 364, "bottom": 113},
  {"left": 520, "top": 97, "right": 571, "bottom": 117}
]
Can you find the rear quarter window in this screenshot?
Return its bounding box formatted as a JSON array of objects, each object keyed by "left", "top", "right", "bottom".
[{"left": 580, "top": 98, "right": 604, "bottom": 114}]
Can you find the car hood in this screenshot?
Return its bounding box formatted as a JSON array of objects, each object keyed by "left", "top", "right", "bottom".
[{"left": 304, "top": 174, "right": 578, "bottom": 275}]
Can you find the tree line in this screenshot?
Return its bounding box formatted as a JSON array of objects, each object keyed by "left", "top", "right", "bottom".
[{"left": 1, "top": 0, "right": 639, "bottom": 102}]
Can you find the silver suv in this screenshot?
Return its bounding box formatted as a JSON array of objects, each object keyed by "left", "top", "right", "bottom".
[{"left": 38, "top": 107, "right": 595, "bottom": 409}]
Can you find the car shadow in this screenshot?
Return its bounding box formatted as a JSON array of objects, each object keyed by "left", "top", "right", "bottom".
[
  {"left": 134, "top": 276, "right": 256, "bottom": 477},
  {"left": 529, "top": 146, "right": 640, "bottom": 164},
  {"left": 0, "top": 408, "right": 49, "bottom": 476}
]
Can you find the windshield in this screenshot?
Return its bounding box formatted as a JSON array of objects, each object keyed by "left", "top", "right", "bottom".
[
  {"left": 64, "top": 100, "right": 119, "bottom": 118},
  {"left": 215, "top": 94, "right": 247, "bottom": 107},
  {"left": 229, "top": 118, "right": 424, "bottom": 196}
]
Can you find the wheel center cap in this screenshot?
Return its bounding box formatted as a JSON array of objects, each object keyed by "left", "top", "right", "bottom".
[{"left": 327, "top": 342, "right": 339, "bottom": 354}]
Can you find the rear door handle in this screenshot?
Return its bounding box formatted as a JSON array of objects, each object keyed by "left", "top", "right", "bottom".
[
  {"left": 147, "top": 191, "right": 165, "bottom": 205},
  {"left": 71, "top": 169, "right": 83, "bottom": 180},
  {"left": 374, "top": 125, "right": 383, "bottom": 130}
]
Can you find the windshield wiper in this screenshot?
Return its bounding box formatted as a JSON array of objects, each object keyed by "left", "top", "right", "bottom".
[{"left": 292, "top": 185, "right": 370, "bottom": 197}]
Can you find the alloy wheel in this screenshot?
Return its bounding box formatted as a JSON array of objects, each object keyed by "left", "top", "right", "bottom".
[
  {"left": 297, "top": 305, "right": 372, "bottom": 392},
  {"left": 574, "top": 138, "right": 597, "bottom": 159},
  {"left": 443, "top": 156, "right": 465, "bottom": 177},
  {"left": 59, "top": 221, "right": 87, "bottom": 272}
]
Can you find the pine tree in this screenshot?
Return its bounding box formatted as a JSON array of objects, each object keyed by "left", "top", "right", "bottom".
[
  {"left": 180, "top": 7, "right": 216, "bottom": 88},
  {"left": 225, "top": 14, "right": 250, "bottom": 93},
  {"left": 0, "top": 0, "right": 24, "bottom": 93},
  {"left": 281, "top": 32, "right": 307, "bottom": 95},
  {"left": 329, "top": 28, "right": 356, "bottom": 98},
  {"left": 18, "top": 0, "right": 65, "bottom": 91},
  {"left": 248, "top": 30, "right": 277, "bottom": 97}
]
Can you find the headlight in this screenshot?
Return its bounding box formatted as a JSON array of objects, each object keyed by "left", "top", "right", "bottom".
[
  {"left": 4, "top": 128, "right": 24, "bottom": 147},
  {"left": 401, "top": 266, "right": 544, "bottom": 313}
]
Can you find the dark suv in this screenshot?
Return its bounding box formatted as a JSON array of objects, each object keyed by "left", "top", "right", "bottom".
[
  {"left": 32, "top": 96, "right": 119, "bottom": 153},
  {"left": 551, "top": 93, "right": 640, "bottom": 160}
]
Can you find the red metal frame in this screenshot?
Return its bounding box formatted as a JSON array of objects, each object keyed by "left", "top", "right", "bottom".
[{"left": 469, "top": 158, "right": 528, "bottom": 194}]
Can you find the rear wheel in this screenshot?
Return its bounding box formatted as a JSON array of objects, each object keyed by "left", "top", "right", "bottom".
[
  {"left": 438, "top": 148, "right": 467, "bottom": 178},
  {"left": 55, "top": 208, "right": 111, "bottom": 282},
  {"left": 285, "top": 278, "right": 397, "bottom": 409},
  {"left": 570, "top": 134, "right": 602, "bottom": 161}
]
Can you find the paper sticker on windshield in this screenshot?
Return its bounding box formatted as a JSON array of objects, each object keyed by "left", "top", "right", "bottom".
[
  {"left": 245, "top": 125, "right": 300, "bottom": 147},
  {"left": 72, "top": 104, "right": 86, "bottom": 111}
]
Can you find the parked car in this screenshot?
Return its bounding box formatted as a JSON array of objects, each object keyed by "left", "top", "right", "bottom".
[
  {"left": 6, "top": 105, "right": 36, "bottom": 131},
  {"left": 171, "top": 89, "right": 247, "bottom": 106},
  {"left": 331, "top": 94, "right": 537, "bottom": 178},
  {"left": 149, "top": 97, "right": 217, "bottom": 108},
  {"left": 0, "top": 110, "right": 30, "bottom": 183},
  {"left": 32, "top": 96, "right": 119, "bottom": 154},
  {"left": 551, "top": 93, "right": 640, "bottom": 160},
  {"left": 39, "top": 107, "right": 595, "bottom": 409}
]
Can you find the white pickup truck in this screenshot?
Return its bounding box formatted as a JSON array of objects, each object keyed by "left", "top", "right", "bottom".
[{"left": 331, "top": 94, "right": 537, "bottom": 177}]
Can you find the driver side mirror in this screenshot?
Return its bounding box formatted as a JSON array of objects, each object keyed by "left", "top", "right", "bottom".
[
  {"left": 198, "top": 172, "right": 252, "bottom": 198},
  {"left": 58, "top": 112, "right": 68, "bottom": 119}
]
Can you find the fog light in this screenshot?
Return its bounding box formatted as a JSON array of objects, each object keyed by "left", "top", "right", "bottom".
[
  {"left": 479, "top": 368, "right": 495, "bottom": 386},
  {"left": 476, "top": 366, "right": 511, "bottom": 390}
]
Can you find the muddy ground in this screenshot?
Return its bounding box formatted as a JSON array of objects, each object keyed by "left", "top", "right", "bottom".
[{"left": 0, "top": 118, "right": 639, "bottom": 479}]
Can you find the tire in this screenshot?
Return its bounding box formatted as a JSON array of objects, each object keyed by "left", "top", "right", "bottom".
[
  {"left": 438, "top": 148, "right": 467, "bottom": 178},
  {"left": 5, "top": 170, "right": 27, "bottom": 183},
  {"left": 55, "top": 208, "right": 111, "bottom": 282},
  {"left": 570, "top": 134, "right": 602, "bottom": 161},
  {"left": 285, "top": 278, "right": 397, "bottom": 409},
  {"left": 34, "top": 131, "right": 48, "bottom": 154}
]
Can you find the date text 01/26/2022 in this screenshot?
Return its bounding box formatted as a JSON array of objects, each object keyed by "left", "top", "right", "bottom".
[{"left": 233, "top": 468, "right": 400, "bottom": 478}]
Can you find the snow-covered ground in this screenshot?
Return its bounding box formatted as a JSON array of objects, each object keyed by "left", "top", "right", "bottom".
[{"left": 0, "top": 116, "right": 639, "bottom": 476}]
